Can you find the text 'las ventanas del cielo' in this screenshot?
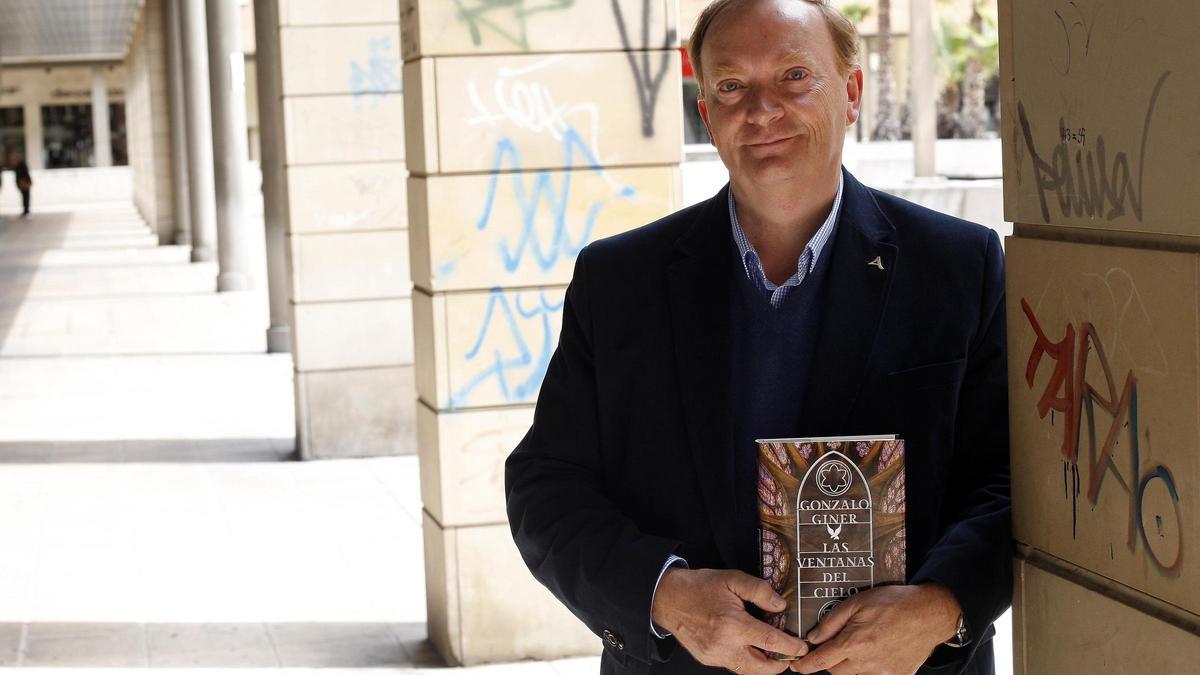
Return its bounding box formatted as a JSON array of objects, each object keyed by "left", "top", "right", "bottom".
[
  {"left": 796, "top": 454, "right": 875, "bottom": 628},
  {"left": 757, "top": 438, "right": 905, "bottom": 639}
]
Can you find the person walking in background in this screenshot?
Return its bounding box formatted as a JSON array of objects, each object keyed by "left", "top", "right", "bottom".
[{"left": 11, "top": 153, "right": 32, "bottom": 219}]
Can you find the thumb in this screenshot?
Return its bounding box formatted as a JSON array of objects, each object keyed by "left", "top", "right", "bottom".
[
  {"left": 806, "top": 599, "right": 854, "bottom": 644},
  {"left": 726, "top": 571, "right": 787, "bottom": 613}
]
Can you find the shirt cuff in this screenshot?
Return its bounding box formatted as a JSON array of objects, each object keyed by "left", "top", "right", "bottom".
[{"left": 649, "top": 554, "right": 689, "bottom": 639}]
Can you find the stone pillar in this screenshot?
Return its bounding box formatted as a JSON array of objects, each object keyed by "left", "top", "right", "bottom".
[
  {"left": 1001, "top": 0, "right": 1200, "bottom": 670},
  {"left": 909, "top": 0, "right": 935, "bottom": 177},
  {"left": 402, "top": 0, "right": 684, "bottom": 665},
  {"left": 164, "top": 0, "right": 192, "bottom": 246},
  {"left": 259, "top": 0, "right": 414, "bottom": 457},
  {"left": 179, "top": 0, "right": 219, "bottom": 262},
  {"left": 91, "top": 68, "right": 114, "bottom": 167},
  {"left": 22, "top": 101, "right": 43, "bottom": 170},
  {"left": 125, "top": 0, "right": 179, "bottom": 244},
  {"left": 207, "top": 0, "right": 261, "bottom": 292},
  {"left": 253, "top": 0, "right": 291, "bottom": 353}
]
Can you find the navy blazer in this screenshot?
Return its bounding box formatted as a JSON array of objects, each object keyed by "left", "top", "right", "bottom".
[{"left": 506, "top": 169, "right": 1012, "bottom": 675}]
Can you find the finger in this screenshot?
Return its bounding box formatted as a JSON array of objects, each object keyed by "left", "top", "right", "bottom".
[
  {"left": 806, "top": 596, "right": 857, "bottom": 644},
  {"left": 790, "top": 633, "right": 854, "bottom": 674},
  {"left": 730, "top": 643, "right": 790, "bottom": 675},
  {"left": 825, "top": 659, "right": 860, "bottom": 675},
  {"left": 726, "top": 571, "right": 787, "bottom": 613},
  {"left": 736, "top": 615, "right": 809, "bottom": 660}
]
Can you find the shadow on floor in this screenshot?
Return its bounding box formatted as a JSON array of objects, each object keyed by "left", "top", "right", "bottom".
[
  {"left": 4, "top": 621, "right": 441, "bottom": 668},
  {"left": 0, "top": 438, "right": 297, "bottom": 463}
]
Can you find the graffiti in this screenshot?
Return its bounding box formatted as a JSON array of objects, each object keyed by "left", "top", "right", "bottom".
[
  {"left": 349, "top": 37, "right": 403, "bottom": 111},
  {"left": 467, "top": 55, "right": 602, "bottom": 157},
  {"left": 1050, "top": 0, "right": 1099, "bottom": 76},
  {"left": 448, "top": 288, "right": 565, "bottom": 408},
  {"left": 434, "top": 126, "right": 636, "bottom": 281},
  {"left": 475, "top": 126, "right": 635, "bottom": 274},
  {"left": 610, "top": 0, "right": 676, "bottom": 137},
  {"left": 453, "top": 0, "right": 576, "bottom": 50},
  {"left": 1016, "top": 71, "right": 1169, "bottom": 223},
  {"left": 1021, "top": 298, "right": 1182, "bottom": 575}
]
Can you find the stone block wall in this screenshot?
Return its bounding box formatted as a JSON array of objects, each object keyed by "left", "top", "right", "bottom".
[
  {"left": 125, "top": 0, "right": 176, "bottom": 243},
  {"left": 262, "top": 0, "right": 416, "bottom": 458},
  {"left": 402, "top": 0, "right": 684, "bottom": 665},
  {"left": 1000, "top": 0, "right": 1200, "bottom": 668}
]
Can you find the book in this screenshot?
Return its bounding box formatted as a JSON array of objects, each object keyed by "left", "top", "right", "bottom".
[{"left": 756, "top": 434, "right": 906, "bottom": 655}]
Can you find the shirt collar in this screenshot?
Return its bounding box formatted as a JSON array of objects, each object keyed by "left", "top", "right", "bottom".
[{"left": 728, "top": 172, "right": 844, "bottom": 281}]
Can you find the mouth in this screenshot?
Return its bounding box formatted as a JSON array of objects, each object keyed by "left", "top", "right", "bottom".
[{"left": 747, "top": 135, "right": 796, "bottom": 148}]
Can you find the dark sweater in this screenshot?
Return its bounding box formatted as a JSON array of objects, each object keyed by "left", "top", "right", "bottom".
[{"left": 729, "top": 231, "right": 837, "bottom": 575}]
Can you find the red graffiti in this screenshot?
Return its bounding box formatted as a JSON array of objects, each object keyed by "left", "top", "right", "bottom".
[{"left": 1021, "top": 298, "right": 1182, "bottom": 575}]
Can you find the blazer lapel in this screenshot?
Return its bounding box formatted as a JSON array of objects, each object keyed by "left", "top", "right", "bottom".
[
  {"left": 667, "top": 186, "right": 739, "bottom": 568},
  {"left": 799, "top": 170, "right": 899, "bottom": 434}
]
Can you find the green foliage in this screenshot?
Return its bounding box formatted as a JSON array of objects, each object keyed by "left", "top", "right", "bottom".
[
  {"left": 934, "top": 0, "right": 999, "bottom": 85},
  {"left": 840, "top": 2, "right": 873, "bottom": 25}
]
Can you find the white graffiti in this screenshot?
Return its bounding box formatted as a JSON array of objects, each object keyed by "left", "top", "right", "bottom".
[{"left": 467, "top": 55, "right": 604, "bottom": 161}]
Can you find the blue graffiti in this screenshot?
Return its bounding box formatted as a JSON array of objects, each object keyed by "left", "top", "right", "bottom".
[
  {"left": 349, "top": 37, "right": 403, "bottom": 111},
  {"left": 436, "top": 127, "right": 636, "bottom": 280},
  {"left": 448, "top": 288, "right": 565, "bottom": 409}
]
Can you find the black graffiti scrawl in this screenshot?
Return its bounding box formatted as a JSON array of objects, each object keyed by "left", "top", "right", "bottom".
[{"left": 611, "top": 0, "right": 677, "bottom": 137}]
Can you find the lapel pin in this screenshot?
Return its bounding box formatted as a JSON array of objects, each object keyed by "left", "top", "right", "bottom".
[{"left": 867, "top": 256, "right": 886, "bottom": 271}]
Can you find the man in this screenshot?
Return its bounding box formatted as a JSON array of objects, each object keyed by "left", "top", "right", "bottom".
[
  {"left": 10, "top": 153, "right": 32, "bottom": 219},
  {"left": 506, "top": 1, "right": 1011, "bottom": 673}
]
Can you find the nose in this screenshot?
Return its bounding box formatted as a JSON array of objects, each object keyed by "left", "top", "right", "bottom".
[{"left": 745, "top": 86, "right": 785, "bottom": 127}]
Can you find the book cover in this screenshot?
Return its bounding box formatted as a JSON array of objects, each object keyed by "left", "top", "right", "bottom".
[{"left": 757, "top": 436, "right": 906, "bottom": 641}]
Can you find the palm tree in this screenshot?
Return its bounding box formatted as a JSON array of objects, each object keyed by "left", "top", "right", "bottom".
[
  {"left": 870, "top": 0, "right": 903, "bottom": 141},
  {"left": 935, "top": 0, "right": 998, "bottom": 138}
]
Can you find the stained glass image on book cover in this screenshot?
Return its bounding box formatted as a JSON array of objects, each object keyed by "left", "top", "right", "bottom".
[{"left": 757, "top": 435, "right": 905, "bottom": 643}]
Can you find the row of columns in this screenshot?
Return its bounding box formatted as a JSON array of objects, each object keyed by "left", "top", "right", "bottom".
[{"left": 163, "top": 0, "right": 266, "bottom": 299}]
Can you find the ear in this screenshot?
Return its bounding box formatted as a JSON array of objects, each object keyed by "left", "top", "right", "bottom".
[
  {"left": 845, "top": 66, "right": 864, "bottom": 126},
  {"left": 697, "top": 95, "right": 715, "bottom": 143}
]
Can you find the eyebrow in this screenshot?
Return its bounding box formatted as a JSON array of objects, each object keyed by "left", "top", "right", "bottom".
[{"left": 706, "top": 49, "right": 814, "bottom": 80}]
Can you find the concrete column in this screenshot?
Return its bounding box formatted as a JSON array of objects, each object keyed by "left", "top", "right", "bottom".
[
  {"left": 265, "top": 0, "right": 413, "bottom": 457},
  {"left": 253, "top": 0, "right": 291, "bottom": 353},
  {"left": 1000, "top": 0, "right": 1200, "bottom": 670},
  {"left": 90, "top": 69, "right": 113, "bottom": 167},
  {"left": 164, "top": 0, "right": 192, "bottom": 246},
  {"left": 403, "top": 0, "right": 684, "bottom": 665},
  {"left": 206, "top": 0, "right": 262, "bottom": 292},
  {"left": 909, "top": 0, "right": 935, "bottom": 177},
  {"left": 22, "top": 101, "right": 44, "bottom": 170},
  {"left": 179, "top": 0, "right": 219, "bottom": 262}
]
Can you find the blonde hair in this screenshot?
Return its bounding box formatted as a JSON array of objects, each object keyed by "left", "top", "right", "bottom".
[{"left": 687, "top": 0, "right": 861, "bottom": 94}]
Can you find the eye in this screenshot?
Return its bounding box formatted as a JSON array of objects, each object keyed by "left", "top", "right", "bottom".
[
  {"left": 786, "top": 69, "right": 807, "bottom": 81},
  {"left": 718, "top": 81, "right": 740, "bottom": 93}
]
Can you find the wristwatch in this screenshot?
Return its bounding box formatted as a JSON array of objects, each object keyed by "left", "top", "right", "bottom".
[{"left": 944, "top": 613, "right": 970, "bottom": 648}]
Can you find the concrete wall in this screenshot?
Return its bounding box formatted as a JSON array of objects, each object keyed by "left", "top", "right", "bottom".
[
  {"left": 403, "top": 0, "right": 684, "bottom": 666},
  {"left": 1000, "top": 0, "right": 1200, "bottom": 669},
  {"left": 260, "top": 0, "right": 415, "bottom": 459},
  {"left": 125, "top": 0, "right": 176, "bottom": 244}
]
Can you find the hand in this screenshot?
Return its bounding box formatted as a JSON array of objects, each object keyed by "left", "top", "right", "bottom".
[
  {"left": 789, "top": 583, "right": 961, "bottom": 675},
  {"left": 651, "top": 567, "right": 808, "bottom": 674}
]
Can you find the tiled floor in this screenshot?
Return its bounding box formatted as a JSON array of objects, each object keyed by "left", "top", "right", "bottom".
[{"left": 0, "top": 450, "right": 599, "bottom": 673}]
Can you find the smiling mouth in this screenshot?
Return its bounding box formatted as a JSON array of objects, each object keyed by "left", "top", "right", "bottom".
[{"left": 748, "top": 135, "right": 796, "bottom": 148}]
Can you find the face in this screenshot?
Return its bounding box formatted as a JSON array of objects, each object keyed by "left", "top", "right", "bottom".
[{"left": 696, "top": 0, "right": 863, "bottom": 191}]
